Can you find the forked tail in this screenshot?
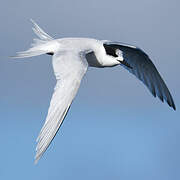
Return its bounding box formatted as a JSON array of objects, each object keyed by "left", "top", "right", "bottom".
[{"left": 11, "top": 20, "right": 55, "bottom": 58}]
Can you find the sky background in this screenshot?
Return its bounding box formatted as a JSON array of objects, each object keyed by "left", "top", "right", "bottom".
[{"left": 0, "top": 0, "right": 180, "bottom": 179}]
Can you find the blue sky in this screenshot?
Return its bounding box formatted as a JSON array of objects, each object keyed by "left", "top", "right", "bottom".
[{"left": 0, "top": 0, "right": 179, "bottom": 179}]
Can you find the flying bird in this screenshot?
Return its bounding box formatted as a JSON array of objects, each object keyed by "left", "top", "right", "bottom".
[{"left": 13, "top": 20, "right": 176, "bottom": 163}]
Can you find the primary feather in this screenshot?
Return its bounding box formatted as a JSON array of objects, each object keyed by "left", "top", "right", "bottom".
[
  {"left": 104, "top": 42, "right": 176, "bottom": 110},
  {"left": 35, "top": 52, "right": 88, "bottom": 163}
]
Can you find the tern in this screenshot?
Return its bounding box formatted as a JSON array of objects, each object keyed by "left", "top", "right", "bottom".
[{"left": 13, "top": 20, "right": 176, "bottom": 163}]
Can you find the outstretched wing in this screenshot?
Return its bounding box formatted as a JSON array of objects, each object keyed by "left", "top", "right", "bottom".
[
  {"left": 35, "top": 52, "right": 88, "bottom": 163},
  {"left": 105, "top": 42, "right": 176, "bottom": 110}
]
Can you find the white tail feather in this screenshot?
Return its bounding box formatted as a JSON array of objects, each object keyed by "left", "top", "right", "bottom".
[
  {"left": 11, "top": 20, "right": 55, "bottom": 59},
  {"left": 30, "top": 19, "right": 53, "bottom": 41}
]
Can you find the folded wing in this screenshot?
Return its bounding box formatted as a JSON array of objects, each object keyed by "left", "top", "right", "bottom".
[{"left": 35, "top": 52, "right": 88, "bottom": 163}]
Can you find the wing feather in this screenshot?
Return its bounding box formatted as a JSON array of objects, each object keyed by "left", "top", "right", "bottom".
[
  {"left": 105, "top": 42, "right": 176, "bottom": 110},
  {"left": 35, "top": 52, "right": 88, "bottom": 163}
]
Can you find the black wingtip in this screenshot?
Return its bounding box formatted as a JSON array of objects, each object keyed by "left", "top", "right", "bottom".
[
  {"left": 171, "top": 104, "right": 176, "bottom": 111},
  {"left": 172, "top": 103, "right": 176, "bottom": 111},
  {"left": 167, "top": 99, "right": 176, "bottom": 111}
]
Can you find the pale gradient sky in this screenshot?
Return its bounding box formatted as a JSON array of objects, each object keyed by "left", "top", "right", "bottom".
[{"left": 0, "top": 0, "right": 180, "bottom": 180}]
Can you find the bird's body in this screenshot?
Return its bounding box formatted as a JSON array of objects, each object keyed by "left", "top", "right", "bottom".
[{"left": 13, "top": 20, "right": 176, "bottom": 163}]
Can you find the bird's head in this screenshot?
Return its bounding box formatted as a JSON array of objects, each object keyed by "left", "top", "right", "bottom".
[
  {"left": 103, "top": 44, "right": 123, "bottom": 62},
  {"left": 103, "top": 43, "right": 132, "bottom": 68}
]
